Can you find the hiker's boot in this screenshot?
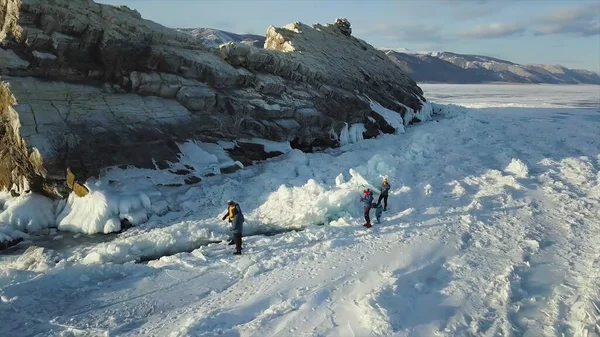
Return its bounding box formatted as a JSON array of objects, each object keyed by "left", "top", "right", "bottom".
[{"left": 234, "top": 233, "right": 243, "bottom": 254}]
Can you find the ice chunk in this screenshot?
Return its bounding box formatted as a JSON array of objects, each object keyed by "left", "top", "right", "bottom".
[
  {"left": 504, "top": 158, "right": 529, "bottom": 178},
  {"left": 57, "top": 191, "right": 120, "bottom": 235},
  {"left": 367, "top": 98, "right": 405, "bottom": 133},
  {"left": 176, "top": 140, "right": 239, "bottom": 175},
  {"left": 152, "top": 200, "right": 170, "bottom": 216},
  {"left": 103, "top": 218, "right": 121, "bottom": 234},
  {"left": 339, "top": 123, "right": 366, "bottom": 146},
  {"left": 217, "top": 141, "right": 236, "bottom": 150},
  {"left": 177, "top": 140, "right": 220, "bottom": 174},
  {"left": 121, "top": 209, "right": 149, "bottom": 227},
  {"left": 283, "top": 149, "right": 309, "bottom": 165},
  {"left": 57, "top": 187, "right": 152, "bottom": 235},
  {"left": 431, "top": 102, "right": 467, "bottom": 117},
  {"left": 239, "top": 138, "right": 293, "bottom": 154},
  {"left": 335, "top": 173, "right": 346, "bottom": 186},
  {"left": 7, "top": 246, "right": 58, "bottom": 272},
  {"left": 416, "top": 99, "right": 433, "bottom": 122},
  {"left": 395, "top": 101, "right": 416, "bottom": 126},
  {"left": 0, "top": 193, "right": 55, "bottom": 236}
]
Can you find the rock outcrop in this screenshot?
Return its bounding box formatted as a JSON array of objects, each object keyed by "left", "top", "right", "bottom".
[{"left": 0, "top": 0, "right": 426, "bottom": 198}]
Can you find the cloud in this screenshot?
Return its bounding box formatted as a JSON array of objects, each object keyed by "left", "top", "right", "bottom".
[
  {"left": 357, "top": 23, "right": 448, "bottom": 43},
  {"left": 456, "top": 3, "right": 599, "bottom": 39},
  {"left": 534, "top": 3, "right": 600, "bottom": 36},
  {"left": 434, "top": 0, "right": 504, "bottom": 20},
  {"left": 460, "top": 23, "right": 525, "bottom": 39},
  {"left": 436, "top": 0, "right": 490, "bottom": 4},
  {"left": 358, "top": 2, "right": 598, "bottom": 48}
]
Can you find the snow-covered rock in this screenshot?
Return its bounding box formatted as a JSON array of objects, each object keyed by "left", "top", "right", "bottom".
[
  {"left": 0, "top": 193, "right": 55, "bottom": 234},
  {"left": 178, "top": 28, "right": 265, "bottom": 48},
  {"left": 0, "top": 0, "right": 428, "bottom": 201}
]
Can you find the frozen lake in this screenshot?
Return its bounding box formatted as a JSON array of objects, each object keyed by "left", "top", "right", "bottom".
[{"left": 420, "top": 83, "right": 600, "bottom": 109}]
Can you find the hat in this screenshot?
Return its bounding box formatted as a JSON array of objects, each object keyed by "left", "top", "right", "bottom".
[
  {"left": 227, "top": 200, "right": 235, "bottom": 205},
  {"left": 383, "top": 177, "right": 388, "bottom": 182}
]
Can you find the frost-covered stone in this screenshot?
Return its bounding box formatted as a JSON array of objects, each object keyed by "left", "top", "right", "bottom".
[
  {"left": 334, "top": 18, "right": 352, "bottom": 37},
  {"left": 0, "top": 0, "right": 428, "bottom": 198}
]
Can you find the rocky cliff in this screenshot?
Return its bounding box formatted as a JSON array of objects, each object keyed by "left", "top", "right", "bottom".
[
  {"left": 180, "top": 28, "right": 600, "bottom": 85},
  {"left": 0, "top": 0, "right": 426, "bottom": 198}
]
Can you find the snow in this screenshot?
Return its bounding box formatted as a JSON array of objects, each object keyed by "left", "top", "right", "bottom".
[
  {"left": 56, "top": 187, "right": 152, "bottom": 235},
  {"left": 176, "top": 139, "right": 244, "bottom": 175},
  {"left": 217, "top": 140, "right": 236, "bottom": 150},
  {"left": 0, "top": 139, "right": 244, "bottom": 242},
  {"left": 1, "top": 84, "right": 600, "bottom": 337},
  {"left": 176, "top": 140, "right": 220, "bottom": 174},
  {"left": 416, "top": 99, "right": 434, "bottom": 121},
  {"left": 250, "top": 169, "right": 370, "bottom": 229},
  {"left": 6, "top": 246, "right": 59, "bottom": 272},
  {"left": 504, "top": 158, "right": 529, "bottom": 178},
  {"left": 239, "top": 138, "right": 293, "bottom": 154},
  {"left": 339, "top": 123, "right": 366, "bottom": 146},
  {"left": 31, "top": 50, "right": 57, "bottom": 60},
  {"left": 0, "top": 193, "right": 55, "bottom": 236},
  {"left": 420, "top": 83, "right": 600, "bottom": 109},
  {"left": 367, "top": 97, "right": 405, "bottom": 133}
]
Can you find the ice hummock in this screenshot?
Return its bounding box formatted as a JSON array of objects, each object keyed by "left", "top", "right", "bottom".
[
  {"left": 0, "top": 193, "right": 55, "bottom": 235},
  {"left": 0, "top": 100, "right": 436, "bottom": 245},
  {"left": 339, "top": 123, "right": 367, "bottom": 146},
  {"left": 56, "top": 187, "right": 152, "bottom": 235},
  {"left": 0, "top": 139, "right": 243, "bottom": 242}
]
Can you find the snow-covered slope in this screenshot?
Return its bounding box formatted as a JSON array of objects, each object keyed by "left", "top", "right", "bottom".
[
  {"left": 177, "top": 27, "right": 266, "bottom": 48},
  {"left": 0, "top": 85, "right": 598, "bottom": 336},
  {"left": 385, "top": 50, "right": 600, "bottom": 84}
]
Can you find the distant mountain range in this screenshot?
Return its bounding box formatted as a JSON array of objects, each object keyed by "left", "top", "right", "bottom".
[
  {"left": 177, "top": 28, "right": 266, "bottom": 48},
  {"left": 384, "top": 51, "right": 600, "bottom": 84},
  {"left": 180, "top": 28, "right": 600, "bottom": 85}
]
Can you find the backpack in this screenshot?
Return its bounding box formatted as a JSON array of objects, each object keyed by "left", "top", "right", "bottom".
[{"left": 236, "top": 204, "right": 245, "bottom": 223}]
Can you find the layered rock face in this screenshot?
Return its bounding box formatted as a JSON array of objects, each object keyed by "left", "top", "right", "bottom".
[{"left": 0, "top": 1, "right": 425, "bottom": 198}]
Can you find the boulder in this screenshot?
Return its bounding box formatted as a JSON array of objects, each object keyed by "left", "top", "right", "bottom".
[{"left": 0, "top": 0, "right": 428, "bottom": 197}]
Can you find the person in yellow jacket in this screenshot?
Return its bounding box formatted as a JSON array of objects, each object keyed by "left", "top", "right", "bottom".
[{"left": 222, "top": 200, "right": 245, "bottom": 255}]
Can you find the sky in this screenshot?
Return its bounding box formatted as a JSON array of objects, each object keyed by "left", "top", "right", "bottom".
[{"left": 96, "top": 0, "right": 600, "bottom": 72}]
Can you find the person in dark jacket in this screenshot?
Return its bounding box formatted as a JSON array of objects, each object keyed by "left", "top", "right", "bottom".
[
  {"left": 360, "top": 189, "right": 374, "bottom": 228},
  {"left": 377, "top": 178, "right": 391, "bottom": 211},
  {"left": 222, "top": 200, "right": 244, "bottom": 255}
]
